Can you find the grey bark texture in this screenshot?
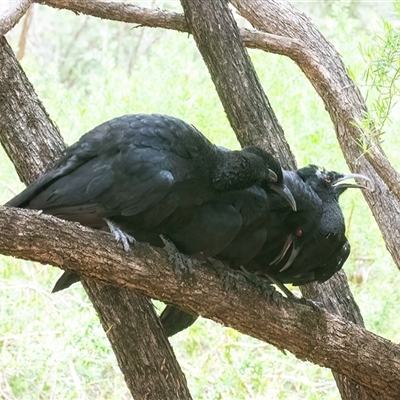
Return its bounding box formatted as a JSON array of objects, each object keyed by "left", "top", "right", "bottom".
[{"left": 0, "top": 0, "right": 33, "bottom": 37}]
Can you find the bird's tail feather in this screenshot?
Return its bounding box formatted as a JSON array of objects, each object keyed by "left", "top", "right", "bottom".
[
  {"left": 159, "top": 305, "right": 198, "bottom": 337},
  {"left": 52, "top": 271, "right": 80, "bottom": 293}
]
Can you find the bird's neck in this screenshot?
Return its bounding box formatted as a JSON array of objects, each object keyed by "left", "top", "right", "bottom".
[{"left": 212, "top": 150, "right": 265, "bottom": 191}]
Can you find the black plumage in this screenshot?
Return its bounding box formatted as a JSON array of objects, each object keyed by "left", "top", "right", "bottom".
[
  {"left": 160, "top": 165, "right": 369, "bottom": 336},
  {"left": 6, "top": 113, "right": 295, "bottom": 292},
  {"left": 245, "top": 165, "right": 368, "bottom": 288}
]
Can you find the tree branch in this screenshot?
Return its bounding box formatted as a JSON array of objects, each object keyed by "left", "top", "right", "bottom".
[
  {"left": 35, "top": 0, "right": 188, "bottom": 32},
  {"left": 0, "top": 0, "right": 33, "bottom": 36},
  {"left": 0, "top": 205, "right": 399, "bottom": 399}
]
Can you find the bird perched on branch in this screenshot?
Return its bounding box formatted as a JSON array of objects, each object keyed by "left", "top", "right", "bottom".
[
  {"left": 245, "top": 165, "right": 368, "bottom": 291},
  {"left": 160, "top": 165, "right": 369, "bottom": 336},
  {"left": 6, "top": 113, "right": 295, "bottom": 292}
]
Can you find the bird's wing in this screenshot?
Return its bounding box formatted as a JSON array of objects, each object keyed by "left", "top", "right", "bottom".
[
  {"left": 163, "top": 186, "right": 269, "bottom": 258},
  {"left": 6, "top": 114, "right": 213, "bottom": 219},
  {"left": 214, "top": 187, "right": 271, "bottom": 265},
  {"left": 314, "top": 238, "right": 351, "bottom": 283}
]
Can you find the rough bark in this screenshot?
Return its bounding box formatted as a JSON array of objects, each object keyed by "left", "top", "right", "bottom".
[
  {"left": 35, "top": 0, "right": 188, "bottom": 32},
  {"left": 0, "top": 0, "right": 33, "bottom": 37},
  {"left": 0, "top": 38, "right": 64, "bottom": 181},
  {"left": 1, "top": 205, "right": 399, "bottom": 399},
  {"left": 0, "top": 36, "right": 192, "bottom": 400},
  {"left": 81, "top": 281, "right": 190, "bottom": 400}
]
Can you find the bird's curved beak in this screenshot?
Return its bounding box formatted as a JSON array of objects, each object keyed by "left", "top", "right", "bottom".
[
  {"left": 271, "top": 184, "right": 297, "bottom": 211},
  {"left": 333, "top": 173, "right": 370, "bottom": 190},
  {"left": 270, "top": 234, "right": 293, "bottom": 265},
  {"left": 279, "top": 243, "right": 301, "bottom": 273},
  {"left": 267, "top": 169, "right": 278, "bottom": 183},
  {"left": 269, "top": 234, "right": 301, "bottom": 272}
]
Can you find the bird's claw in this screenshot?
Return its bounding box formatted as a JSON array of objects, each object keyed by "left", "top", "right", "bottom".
[
  {"left": 223, "top": 269, "right": 243, "bottom": 291},
  {"left": 206, "top": 258, "right": 240, "bottom": 290},
  {"left": 105, "top": 219, "right": 135, "bottom": 252},
  {"left": 160, "top": 235, "right": 197, "bottom": 273},
  {"left": 291, "top": 296, "right": 322, "bottom": 310},
  {"left": 239, "top": 266, "right": 282, "bottom": 304}
]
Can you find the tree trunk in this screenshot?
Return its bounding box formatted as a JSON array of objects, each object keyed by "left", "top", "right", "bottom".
[
  {"left": 0, "top": 36, "right": 192, "bottom": 400},
  {"left": 180, "top": 0, "right": 295, "bottom": 167}
]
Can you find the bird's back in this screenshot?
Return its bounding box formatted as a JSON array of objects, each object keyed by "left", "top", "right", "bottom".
[{"left": 6, "top": 114, "right": 219, "bottom": 224}]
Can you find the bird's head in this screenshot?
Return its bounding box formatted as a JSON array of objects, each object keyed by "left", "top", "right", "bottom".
[
  {"left": 297, "top": 165, "right": 370, "bottom": 200},
  {"left": 243, "top": 146, "right": 297, "bottom": 211}
]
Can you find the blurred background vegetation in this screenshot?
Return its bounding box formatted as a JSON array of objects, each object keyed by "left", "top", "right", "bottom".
[{"left": 1, "top": 1, "right": 400, "bottom": 399}]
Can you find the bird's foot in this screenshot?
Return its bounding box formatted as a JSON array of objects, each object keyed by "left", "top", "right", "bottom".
[
  {"left": 262, "top": 273, "right": 321, "bottom": 309},
  {"left": 105, "top": 219, "right": 135, "bottom": 252},
  {"left": 290, "top": 296, "right": 322, "bottom": 310},
  {"left": 239, "top": 267, "right": 282, "bottom": 305},
  {"left": 209, "top": 259, "right": 245, "bottom": 291},
  {"left": 160, "top": 235, "right": 198, "bottom": 274}
]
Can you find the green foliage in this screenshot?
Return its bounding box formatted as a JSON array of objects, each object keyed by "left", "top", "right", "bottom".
[
  {"left": 356, "top": 2, "right": 400, "bottom": 153},
  {"left": 1, "top": 2, "right": 400, "bottom": 399}
]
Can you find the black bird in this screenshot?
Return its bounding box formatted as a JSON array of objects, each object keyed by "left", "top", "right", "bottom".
[
  {"left": 6, "top": 113, "right": 295, "bottom": 292},
  {"left": 245, "top": 165, "right": 368, "bottom": 289},
  {"left": 160, "top": 164, "right": 369, "bottom": 336}
]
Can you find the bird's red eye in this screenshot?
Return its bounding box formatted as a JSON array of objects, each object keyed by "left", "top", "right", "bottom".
[
  {"left": 295, "top": 229, "right": 303, "bottom": 237},
  {"left": 325, "top": 176, "right": 331, "bottom": 183}
]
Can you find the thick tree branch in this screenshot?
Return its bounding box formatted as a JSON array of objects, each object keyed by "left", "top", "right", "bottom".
[
  {"left": 0, "top": 0, "right": 33, "bottom": 36},
  {"left": 0, "top": 205, "right": 399, "bottom": 399},
  {"left": 35, "top": 0, "right": 188, "bottom": 32},
  {"left": 179, "top": 0, "right": 295, "bottom": 164},
  {"left": 0, "top": 36, "right": 191, "bottom": 400}
]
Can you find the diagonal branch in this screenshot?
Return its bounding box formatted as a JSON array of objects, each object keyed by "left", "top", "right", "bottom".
[
  {"left": 0, "top": 0, "right": 33, "bottom": 36},
  {"left": 179, "top": 0, "right": 295, "bottom": 165},
  {"left": 0, "top": 205, "right": 399, "bottom": 399}
]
